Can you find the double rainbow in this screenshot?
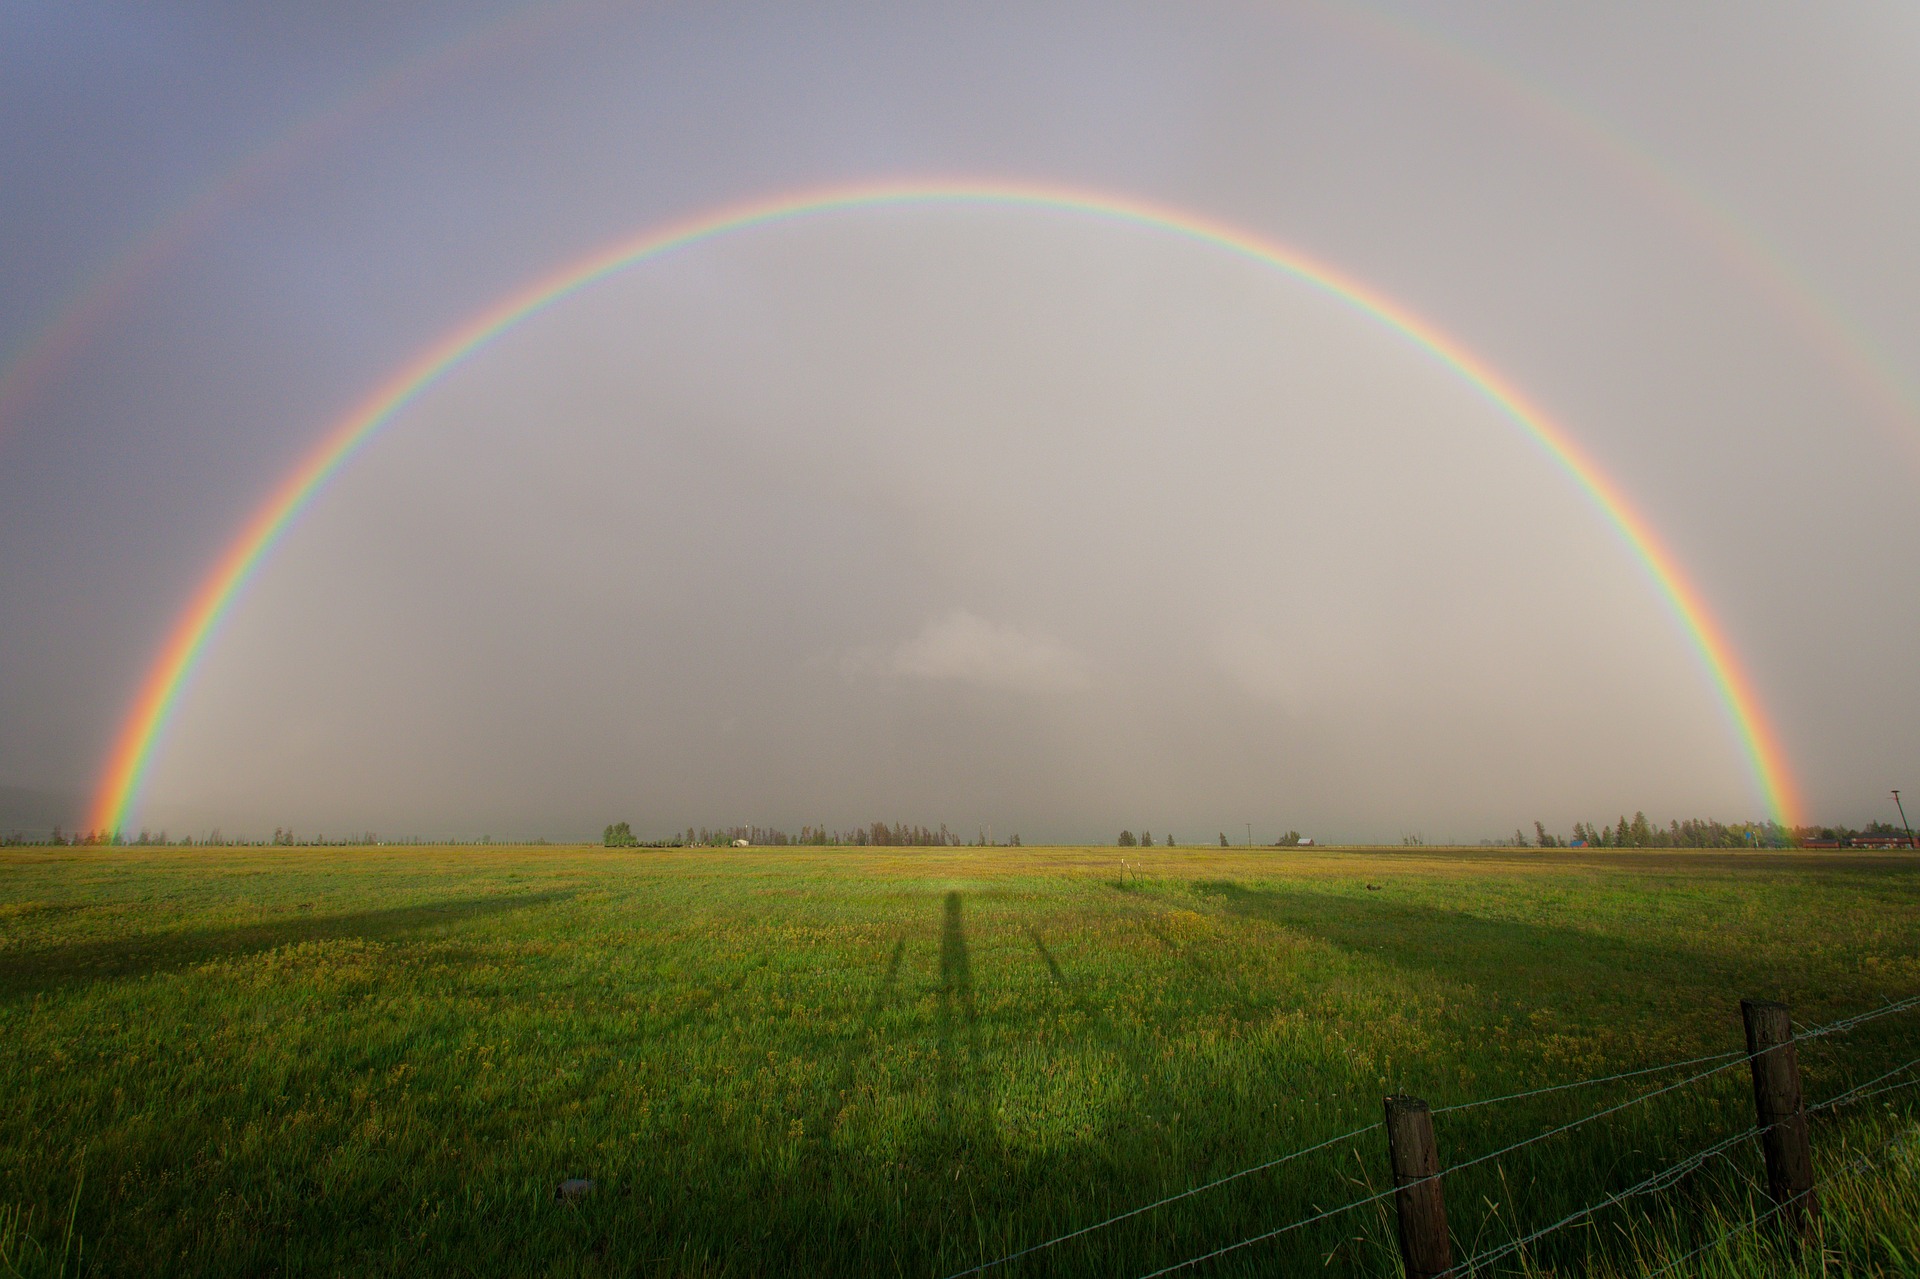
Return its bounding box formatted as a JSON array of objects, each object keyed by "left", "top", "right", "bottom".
[{"left": 88, "top": 179, "right": 1802, "bottom": 833}]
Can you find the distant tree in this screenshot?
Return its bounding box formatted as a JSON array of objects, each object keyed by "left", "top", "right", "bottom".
[
  {"left": 1165, "top": 834, "right": 1175, "bottom": 847},
  {"left": 604, "top": 821, "right": 637, "bottom": 848},
  {"left": 1219, "top": 832, "right": 1229, "bottom": 847},
  {"left": 1534, "top": 821, "right": 1555, "bottom": 848},
  {"left": 1117, "top": 830, "right": 1137, "bottom": 847},
  {"left": 1630, "top": 811, "right": 1653, "bottom": 847},
  {"left": 1140, "top": 831, "right": 1153, "bottom": 847},
  {"left": 1010, "top": 834, "right": 1021, "bottom": 846}
]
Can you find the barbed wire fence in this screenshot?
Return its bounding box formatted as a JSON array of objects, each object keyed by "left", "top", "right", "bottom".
[
  {"left": 1639, "top": 1123, "right": 1914, "bottom": 1278},
  {"left": 938, "top": 993, "right": 1920, "bottom": 1279},
  {"left": 1453, "top": 1062, "right": 1920, "bottom": 1279}
]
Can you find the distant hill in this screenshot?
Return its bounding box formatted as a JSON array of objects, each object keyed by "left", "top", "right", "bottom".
[{"left": 0, "top": 784, "right": 86, "bottom": 838}]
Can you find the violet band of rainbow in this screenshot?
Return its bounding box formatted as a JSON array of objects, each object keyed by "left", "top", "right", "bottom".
[{"left": 87, "top": 178, "right": 1802, "bottom": 834}]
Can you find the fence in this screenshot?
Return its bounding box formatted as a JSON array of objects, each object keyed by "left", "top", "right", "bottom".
[{"left": 942, "top": 992, "right": 1920, "bottom": 1279}]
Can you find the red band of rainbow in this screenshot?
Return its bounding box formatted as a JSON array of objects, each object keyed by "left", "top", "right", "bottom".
[{"left": 87, "top": 178, "right": 1801, "bottom": 833}]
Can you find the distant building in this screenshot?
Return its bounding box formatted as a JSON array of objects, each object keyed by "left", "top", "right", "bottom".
[
  {"left": 733, "top": 838, "right": 750, "bottom": 847},
  {"left": 1850, "top": 834, "right": 1914, "bottom": 849},
  {"left": 1297, "top": 837, "right": 1314, "bottom": 846}
]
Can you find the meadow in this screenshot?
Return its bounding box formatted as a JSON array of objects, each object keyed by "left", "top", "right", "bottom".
[{"left": 1, "top": 843, "right": 1916, "bottom": 1277}]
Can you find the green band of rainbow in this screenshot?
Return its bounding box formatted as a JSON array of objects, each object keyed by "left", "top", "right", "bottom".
[{"left": 88, "top": 178, "right": 1802, "bottom": 833}]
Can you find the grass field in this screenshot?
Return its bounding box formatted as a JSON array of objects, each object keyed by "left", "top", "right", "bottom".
[{"left": 1, "top": 843, "right": 1917, "bottom": 1277}]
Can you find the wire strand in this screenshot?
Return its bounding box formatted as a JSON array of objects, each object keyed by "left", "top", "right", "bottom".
[
  {"left": 1799, "top": 991, "right": 1920, "bottom": 1042},
  {"left": 1641, "top": 1123, "right": 1912, "bottom": 1279},
  {"left": 948, "top": 993, "right": 1920, "bottom": 1279},
  {"left": 1811, "top": 1054, "right": 1920, "bottom": 1114},
  {"left": 1438, "top": 989, "right": 1920, "bottom": 1121},
  {"left": 1454, "top": 1045, "right": 1920, "bottom": 1274},
  {"left": 1430, "top": 1047, "right": 1745, "bottom": 1116},
  {"left": 1130, "top": 1053, "right": 1754, "bottom": 1279},
  {"left": 1129, "top": 1181, "right": 1402, "bottom": 1279},
  {"left": 1454, "top": 1126, "right": 1762, "bottom": 1275},
  {"left": 938, "top": 1121, "right": 1379, "bottom": 1279}
]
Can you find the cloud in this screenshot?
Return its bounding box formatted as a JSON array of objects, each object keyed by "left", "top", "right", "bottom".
[
  {"left": 871, "top": 610, "right": 1089, "bottom": 694},
  {"left": 1210, "top": 627, "right": 1301, "bottom": 707}
]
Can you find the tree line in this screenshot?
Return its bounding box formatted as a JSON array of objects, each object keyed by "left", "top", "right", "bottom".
[
  {"left": 14, "top": 811, "right": 1908, "bottom": 851},
  {"left": 605, "top": 821, "right": 1022, "bottom": 848},
  {"left": 1521, "top": 813, "right": 1913, "bottom": 849},
  {"left": 13, "top": 828, "right": 525, "bottom": 848}
]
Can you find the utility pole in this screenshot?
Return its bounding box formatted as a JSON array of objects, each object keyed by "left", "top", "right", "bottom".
[
  {"left": 1896, "top": 790, "right": 1914, "bottom": 849},
  {"left": 1246, "top": 822, "right": 1253, "bottom": 848}
]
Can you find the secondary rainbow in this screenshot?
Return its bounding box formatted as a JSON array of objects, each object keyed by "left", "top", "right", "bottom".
[{"left": 87, "top": 178, "right": 1803, "bottom": 833}]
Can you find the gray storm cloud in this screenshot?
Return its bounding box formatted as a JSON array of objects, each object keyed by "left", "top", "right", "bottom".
[
  {"left": 0, "top": 3, "right": 1916, "bottom": 841},
  {"left": 859, "top": 611, "right": 1090, "bottom": 695}
]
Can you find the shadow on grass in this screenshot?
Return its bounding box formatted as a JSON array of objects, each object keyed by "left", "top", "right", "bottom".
[
  {"left": 0, "top": 890, "right": 573, "bottom": 999},
  {"left": 1028, "top": 929, "right": 1065, "bottom": 984},
  {"left": 1190, "top": 879, "right": 1739, "bottom": 1015},
  {"left": 937, "top": 891, "right": 979, "bottom": 1138}
]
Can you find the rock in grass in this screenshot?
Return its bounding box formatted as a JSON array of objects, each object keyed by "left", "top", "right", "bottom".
[{"left": 555, "top": 1178, "right": 595, "bottom": 1202}]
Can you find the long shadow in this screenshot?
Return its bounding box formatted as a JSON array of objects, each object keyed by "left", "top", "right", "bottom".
[
  {"left": 1136, "top": 915, "right": 1227, "bottom": 982},
  {"left": 1190, "top": 879, "right": 1743, "bottom": 1015},
  {"left": 0, "top": 890, "right": 573, "bottom": 1000},
  {"left": 880, "top": 936, "right": 907, "bottom": 999},
  {"left": 1027, "top": 928, "right": 1064, "bottom": 984},
  {"left": 937, "top": 891, "right": 978, "bottom": 1137},
  {"left": 821, "top": 937, "right": 907, "bottom": 1099}
]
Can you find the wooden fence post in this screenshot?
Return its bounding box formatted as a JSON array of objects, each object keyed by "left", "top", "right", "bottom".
[
  {"left": 1741, "top": 999, "right": 1817, "bottom": 1233},
  {"left": 1384, "top": 1094, "right": 1454, "bottom": 1279}
]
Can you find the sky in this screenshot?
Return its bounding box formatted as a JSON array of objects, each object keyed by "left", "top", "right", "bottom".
[{"left": 1, "top": 1, "right": 1917, "bottom": 844}]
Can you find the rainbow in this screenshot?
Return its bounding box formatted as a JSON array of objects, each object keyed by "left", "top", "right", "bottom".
[
  {"left": 7, "top": 7, "right": 1913, "bottom": 479},
  {"left": 0, "top": 1, "right": 603, "bottom": 440},
  {"left": 1322, "top": 3, "right": 1920, "bottom": 458},
  {"left": 87, "top": 178, "right": 1803, "bottom": 833}
]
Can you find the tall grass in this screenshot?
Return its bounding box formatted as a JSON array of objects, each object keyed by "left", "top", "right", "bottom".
[
  {"left": 1, "top": 1160, "right": 85, "bottom": 1279},
  {"left": 1570, "top": 1113, "right": 1920, "bottom": 1278}
]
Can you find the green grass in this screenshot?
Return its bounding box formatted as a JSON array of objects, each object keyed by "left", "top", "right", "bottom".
[{"left": 1, "top": 844, "right": 1916, "bottom": 1276}]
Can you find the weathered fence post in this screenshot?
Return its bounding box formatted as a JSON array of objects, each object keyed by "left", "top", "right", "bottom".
[
  {"left": 1741, "top": 998, "right": 1817, "bottom": 1233},
  {"left": 1384, "top": 1094, "right": 1454, "bottom": 1279}
]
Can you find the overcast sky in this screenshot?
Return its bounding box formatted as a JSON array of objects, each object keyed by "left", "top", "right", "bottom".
[{"left": 2, "top": 2, "right": 1916, "bottom": 843}]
